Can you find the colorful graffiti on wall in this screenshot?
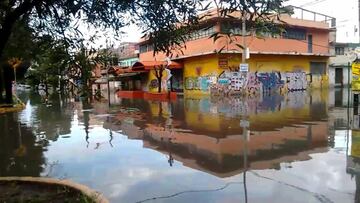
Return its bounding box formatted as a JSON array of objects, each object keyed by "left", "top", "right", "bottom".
[
  {"left": 185, "top": 71, "right": 311, "bottom": 95},
  {"left": 352, "top": 62, "right": 360, "bottom": 91},
  {"left": 185, "top": 76, "right": 217, "bottom": 91},
  {"left": 149, "top": 79, "right": 159, "bottom": 90},
  {"left": 149, "top": 78, "right": 170, "bottom": 92}
]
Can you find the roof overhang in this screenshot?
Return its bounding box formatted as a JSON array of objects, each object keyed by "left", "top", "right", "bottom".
[
  {"left": 170, "top": 50, "right": 331, "bottom": 60},
  {"left": 132, "top": 61, "right": 182, "bottom": 70}
]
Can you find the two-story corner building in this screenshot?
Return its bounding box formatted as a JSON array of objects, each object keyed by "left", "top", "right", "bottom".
[
  {"left": 329, "top": 43, "right": 360, "bottom": 87},
  {"left": 123, "top": 7, "right": 335, "bottom": 99}
]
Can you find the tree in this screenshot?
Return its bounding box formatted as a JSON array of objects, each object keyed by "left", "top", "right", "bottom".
[
  {"left": 0, "top": 0, "right": 210, "bottom": 60},
  {"left": 0, "top": 17, "right": 34, "bottom": 103},
  {"left": 153, "top": 65, "right": 166, "bottom": 93},
  {"left": 25, "top": 35, "right": 70, "bottom": 95},
  {"left": 0, "top": 0, "right": 209, "bottom": 103}
]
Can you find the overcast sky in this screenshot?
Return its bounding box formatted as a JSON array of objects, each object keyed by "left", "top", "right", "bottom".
[
  {"left": 288, "top": 0, "right": 359, "bottom": 43},
  {"left": 91, "top": 0, "right": 359, "bottom": 47}
]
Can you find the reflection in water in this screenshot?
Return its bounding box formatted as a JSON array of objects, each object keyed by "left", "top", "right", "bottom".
[
  {"left": 0, "top": 113, "right": 46, "bottom": 176},
  {"left": 104, "top": 91, "right": 329, "bottom": 178},
  {"left": 0, "top": 89, "right": 358, "bottom": 203}
]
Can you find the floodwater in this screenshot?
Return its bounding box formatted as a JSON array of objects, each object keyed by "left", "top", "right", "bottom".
[{"left": 0, "top": 88, "right": 358, "bottom": 203}]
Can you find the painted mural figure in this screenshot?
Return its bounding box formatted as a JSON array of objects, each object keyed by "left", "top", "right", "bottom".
[{"left": 256, "top": 72, "right": 284, "bottom": 92}]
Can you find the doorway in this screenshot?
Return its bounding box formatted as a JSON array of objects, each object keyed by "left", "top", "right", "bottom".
[
  {"left": 308, "top": 35, "right": 313, "bottom": 53},
  {"left": 335, "top": 68, "right": 343, "bottom": 86},
  {"left": 170, "top": 69, "right": 184, "bottom": 92}
]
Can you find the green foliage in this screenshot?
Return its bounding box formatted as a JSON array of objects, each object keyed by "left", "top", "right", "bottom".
[
  {"left": 135, "top": 0, "right": 210, "bottom": 56},
  {"left": 0, "top": 0, "right": 211, "bottom": 100},
  {"left": 0, "top": 0, "right": 209, "bottom": 59},
  {"left": 26, "top": 36, "right": 70, "bottom": 91},
  {"left": 2, "top": 17, "right": 35, "bottom": 61}
]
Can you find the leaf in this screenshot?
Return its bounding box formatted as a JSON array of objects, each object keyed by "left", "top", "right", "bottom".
[
  {"left": 235, "top": 44, "right": 245, "bottom": 50},
  {"left": 217, "top": 46, "right": 226, "bottom": 53}
]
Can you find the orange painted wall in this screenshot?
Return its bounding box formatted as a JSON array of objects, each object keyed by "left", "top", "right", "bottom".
[{"left": 139, "top": 24, "right": 330, "bottom": 61}]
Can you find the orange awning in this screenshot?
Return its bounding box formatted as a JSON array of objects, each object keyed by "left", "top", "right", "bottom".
[
  {"left": 132, "top": 61, "right": 182, "bottom": 70},
  {"left": 114, "top": 67, "right": 148, "bottom": 75}
]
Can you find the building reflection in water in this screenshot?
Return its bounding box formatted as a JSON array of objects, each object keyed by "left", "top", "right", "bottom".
[
  {"left": 3, "top": 89, "right": 360, "bottom": 202},
  {"left": 102, "top": 90, "right": 330, "bottom": 178},
  {"left": 348, "top": 92, "right": 360, "bottom": 203}
]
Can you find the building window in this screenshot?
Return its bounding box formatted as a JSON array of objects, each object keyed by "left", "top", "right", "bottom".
[
  {"left": 283, "top": 28, "right": 306, "bottom": 40},
  {"left": 221, "top": 22, "right": 242, "bottom": 35},
  {"left": 139, "top": 44, "right": 154, "bottom": 53},
  {"left": 335, "top": 47, "right": 345, "bottom": 55},
  {"left": 139, "top": 45, "right": 147, "bottom": 53},
  {"left": 188, "top": 26, "right": 216, "bottom": 41},
  {"left": 310, "top": 62, "right": 326, "bottom": 75}
]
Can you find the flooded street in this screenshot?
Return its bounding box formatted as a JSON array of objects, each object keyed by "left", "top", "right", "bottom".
[{"left": 0, "top": 89, "right": 358, "bottom": 203}]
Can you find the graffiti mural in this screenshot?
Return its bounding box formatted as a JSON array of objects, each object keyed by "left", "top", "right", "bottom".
[
  {"left": 285, "top": 72, "right": 308, "bottom": 91},
  {"left": 200, "top": 77, "right": 210, "bottom": 91},
  {"left": 246, "top": 73, "right": 262, "bottom": 94},
  {"left": 185, "top": 77, "right": 197, "bottom": 90},
  {"left": 256, "top": 72, "right": 284, "bottom": 91},
  {"left": 185, "top": 71, "right": 312, "bottom": 95},
  {"left": 149, "top": 79, "right": 159, "bottom": 90},
  {"left": 185, "top": 75, "right": 217, "bottom": 91}
]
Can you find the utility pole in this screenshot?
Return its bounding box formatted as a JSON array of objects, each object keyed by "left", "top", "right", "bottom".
[
  {"left": 241, "top": 12, "right": 249, "bottom": 92},
  {"left": 242, "top": 13, "right": 247, "bottom": 63}
]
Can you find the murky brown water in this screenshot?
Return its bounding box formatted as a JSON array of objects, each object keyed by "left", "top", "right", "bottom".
[{"left": 0, "top": 89, "right": 358, "bottom": 203}]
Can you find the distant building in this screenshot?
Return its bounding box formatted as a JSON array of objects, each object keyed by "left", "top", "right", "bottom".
[
  {"left": 329, "top": 43, "right": 360, "bottom": 87},
  {"left": 112, "top": 42, "right": 139, "bottom": 67}
]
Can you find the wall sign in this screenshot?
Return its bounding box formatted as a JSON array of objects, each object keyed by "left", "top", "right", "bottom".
[
  {"left": 239, "top": 63, "right": 249, "bottom": 72},
  {"left": 218, "top": 57, "right": 228, "bottom": 68}
]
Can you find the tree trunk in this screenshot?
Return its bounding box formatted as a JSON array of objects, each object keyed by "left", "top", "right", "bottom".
[
  {"left": 4, "top": 80, "right": 12, "bottom": 104},
  {"left": 157, "top": 77, "right": 162, "bottom": 93},
  {"left": 45, "top": 82, "right": 48, "bottom": 96},
  {"left": 154, "top": 67, "right": 164, "bottom": 93},
  {"left": 0, "top": 67, "right": 4, "bottom": 103},
  {"left": 0, "top": 1, "right": 34, "bottom": 104}
]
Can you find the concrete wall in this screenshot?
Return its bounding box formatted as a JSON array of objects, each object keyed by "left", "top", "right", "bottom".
[
  {"left": 328, "top": 66, "right": 352, "bottom": 87},
  {"left": 140, "top": 20, "right": 331, "bottom": 62},
  {"left": 182, "top": 53, "right": 329, "bottom": 96},
  {"left": 328, "top": 43, "right": 357, "bottom": 87}
]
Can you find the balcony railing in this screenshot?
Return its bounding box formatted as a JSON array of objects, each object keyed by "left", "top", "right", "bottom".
[{"left": 290, "top": 5, "right": 336, "bottom": 28}]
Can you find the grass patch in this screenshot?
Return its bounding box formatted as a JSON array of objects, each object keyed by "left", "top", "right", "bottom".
[{"left": 0, "top": 95, "right": 25, "bottom": 114}]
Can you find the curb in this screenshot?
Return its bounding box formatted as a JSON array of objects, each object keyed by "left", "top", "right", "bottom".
[{"left": 0, "top": 177, "right": 109, "bottom": 203}]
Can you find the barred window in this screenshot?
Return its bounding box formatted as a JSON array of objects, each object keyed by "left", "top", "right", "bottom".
[
  {"left": 283, "top": 28, "right": 306, "bottom": 40},
  {"left": 335, "top": 47, "right": 345, "bottom": 55},
  {"left": 139, "top": 45, "right": 147, "bottom": 53},
  {"left": 189, "top": 26, "right": 216, "bottom": 41},
  {"left": 139, "top": 44, "right": 154, "bottom": 53}
]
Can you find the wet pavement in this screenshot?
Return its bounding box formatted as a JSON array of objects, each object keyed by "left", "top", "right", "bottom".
[{"left": 0, "top": 89, "right": 358, "bottom": 203}]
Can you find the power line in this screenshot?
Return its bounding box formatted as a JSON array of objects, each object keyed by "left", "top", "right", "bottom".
[{"left": 299, "top": 0, "right": 328, "bottom": 8}]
